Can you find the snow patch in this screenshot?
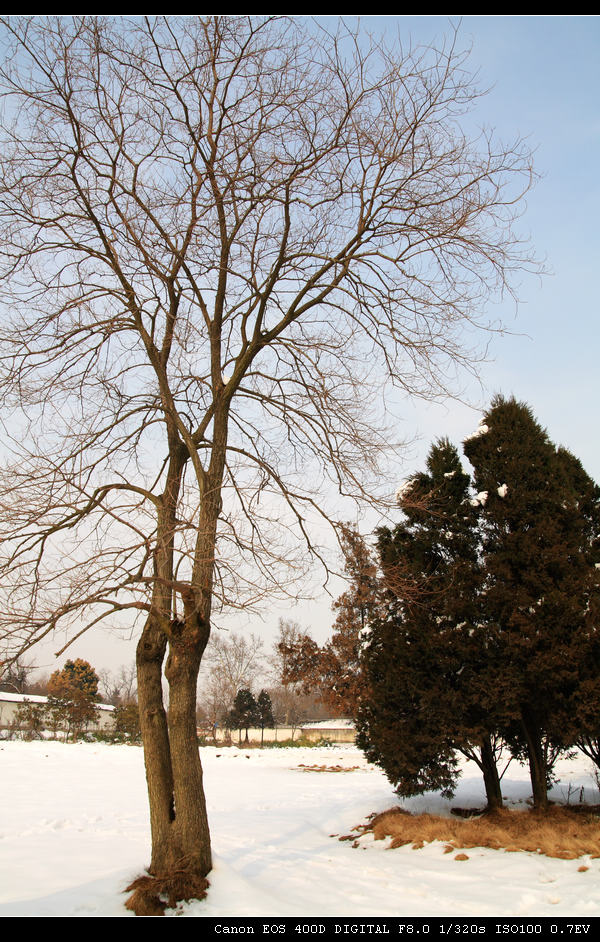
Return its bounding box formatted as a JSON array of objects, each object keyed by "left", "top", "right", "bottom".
[
  {"left": 465, "top": 422, "right": 489, "bottom": 441},
  {"left": 0, "top": 742, "right": 598, "bottom": 917},
  {"left": 395, "top": 478, "right": 415, "bottom": 501},
  {"left": 0, "top": 691, "right": 47, "bottom": 704}
]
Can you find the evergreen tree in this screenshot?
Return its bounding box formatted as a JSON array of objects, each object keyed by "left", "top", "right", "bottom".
[
  {"left": 45, "top": 658, "right": 101, "bottom": 741},
  {"left": 113, "top": 703, "right": 142, "bottom": 743},
  {"left": 47, "top": 658, "right": 100, "bottom": 701},
  {"left": 464, "top": 396, "right": 600, "bottom": 808},
  {"left": 357, "top": 439, "right": 504, "bottom": 808},
  {"left": 256, "top": 690, "right": 275, "bottom": 746},
  {"left": 227, "top": 689, "right": 260, "bottom": 744}
]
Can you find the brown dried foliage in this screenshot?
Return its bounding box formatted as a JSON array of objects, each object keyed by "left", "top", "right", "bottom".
[{"left": 367, "top": 806, "right": 600, "bottom": 860}]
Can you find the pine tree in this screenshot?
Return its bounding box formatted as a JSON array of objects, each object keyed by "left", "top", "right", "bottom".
[
  {"left": 45, "top": 658, "right": 101, "bottom": 741},
  {"left": 357, "top": 439, "right": 504, "bottom": 808},
  {"left": 464, "top": 396, "right": 600, "bottom": 808},
  {"left": 47, "top": 658, "right": 100, "bottom": 700},
  {"left": 227, "top": 689, "right": 260, "bottom": 745},
  {"left": 256, "top": 690, "right": 275, "bottom": 746}
]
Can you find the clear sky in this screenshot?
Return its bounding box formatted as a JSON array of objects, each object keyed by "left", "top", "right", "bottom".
[
  {"left": 361, "top": 15, "right": 600, "bottom": 481},
  {"left": 21, "top": 15, "right": 600, "bottom": 680}
]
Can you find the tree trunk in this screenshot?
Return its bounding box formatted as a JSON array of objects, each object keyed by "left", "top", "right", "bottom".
[
  {"left": 131, "top": 611, "right": 212, "bottom": 914},
  {"left": 128, "top": 412, "right": 226, "bottom": 913},
  {"left": 163, "top": 614, "right": 212, "bottom": 876},
  {"left": 480, "top": 735, "right": 503, "bottom": 811},
  {"left": 521, "top": 711, "right": 549, "bottom": 810},
  {"left": 136, "top": 616, "right": 176, "bottom": 874}
]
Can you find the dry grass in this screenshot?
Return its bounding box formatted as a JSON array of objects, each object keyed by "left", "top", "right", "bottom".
[
  {"left": 297, "top": 763, "right": 360, "bottom": 773},
  {"left": 355, "top": 805, "right": 600, "bottom": 860}
]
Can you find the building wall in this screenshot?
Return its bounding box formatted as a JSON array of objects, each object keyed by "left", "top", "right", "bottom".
[
  {"left": 204, "top": 723, "right": 356, "bottom": 745},
  {"left": 0, "top": 693, "right": 115, "bottom": 735}
]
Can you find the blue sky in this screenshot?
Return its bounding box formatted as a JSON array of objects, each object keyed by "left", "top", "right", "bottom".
[
  {"left": 358, "top": 15, "right": 600, "bottom": 481},
  {"left": 268, "top": 14, "right": 600, "bottom": 651}
]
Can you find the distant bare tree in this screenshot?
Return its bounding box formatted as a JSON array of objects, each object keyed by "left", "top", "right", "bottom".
[
  {"left": 0, "top": 654, "right": 37, "bottom": 693},
  {"left": 0, "top": 16, "right": 537, "bottom": 911},
  {"left": 267, "top": 618, "right": 306, "bottom": 686},
  {"left": 199, "top": 631, "right": 265, "bottom": 724},
  {"left": 100, "top": 663, "right": 138, "bottom": 706},
  {"left": 278, "top": 528, "right": 382, "bottom": 717}
]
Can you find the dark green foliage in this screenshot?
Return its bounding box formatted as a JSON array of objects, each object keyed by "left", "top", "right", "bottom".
[
  {"left": 47, "top": 658, "right": 100, "bottom": 701},
  {"left": 113, "top": 702, "right": 142, "bottom": 743},
  {"left": 43, "top": 658, "right": 102, "bottom": 742},
  {"left": 464, "top": 396, "right": 600, "bottom": 807},
  {"left": 357, "top": 438, "right": 503, "bottom": 806},
  {"left": 359, "top": 402, "right": 600, "bottom": 811},
  {"left": 227, "top": 688, "right": 260, "bottom": 744},
  {"left": 262, "top": 736, "right": 325, "bottom": 749},
  {"left": 46, "top": 692, "right": 99, "bottom": 742},
  {"left": 12, "top": 700, "right": 46, "bottom": 740},
  {"left": 256, "top": 689, "right": 274, "bottom": 745}
]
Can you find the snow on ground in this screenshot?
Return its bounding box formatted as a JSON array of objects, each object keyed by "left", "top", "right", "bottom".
[{"left": 1, "top": 740, "right": 599, "bottom": 918}]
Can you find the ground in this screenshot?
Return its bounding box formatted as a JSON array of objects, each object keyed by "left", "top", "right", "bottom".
[{"left": 0, "top": 740, "right": 599, "bottom": 917}]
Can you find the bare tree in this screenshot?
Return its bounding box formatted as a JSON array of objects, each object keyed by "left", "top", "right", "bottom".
[
  {"left": 100, "top": 663, "right": 138, "bottom": 706},
  {"left": 267, "top": 618, "right": 307, "bottom": 686},
  {"left": 199, "top": 630, "right": 265, "bottom": 725},
  {"left": 277, "top": 528, "right": 382, "bottom": 717},
  {"left": 267, "top": 618, "right": 319, "bottom": 728},
  {"left": 0, "top": 16, "right": 537, "bottom": 911},
  {"left": 0, "top": 653, "right": 37, "bottom": 693}
]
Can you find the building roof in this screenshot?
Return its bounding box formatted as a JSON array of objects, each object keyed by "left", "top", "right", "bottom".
[
  {"left": 300, "top": 718, "right": 355, "bottom": 730},
  {"left": 0, "top": 691, "right": 114, "bottom": 711}
]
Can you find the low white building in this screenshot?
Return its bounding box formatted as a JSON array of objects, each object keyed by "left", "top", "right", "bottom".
[
  {"left": 206, "top": 718, "right": 355, "bottom": 745},
  {"left": 299, "top": 718, "right": 355, "bottom": 744},
  {"left": 0, "top": 691, "right": 115, "bottom": 737}
]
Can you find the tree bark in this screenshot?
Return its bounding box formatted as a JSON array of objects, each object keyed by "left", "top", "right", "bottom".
[
  {"left": 521, "top": 711, "right": 549, "bottom": 810},
  {"left": 164, "top": 612, "right": 212, "bottom": 876},
  {"left": 134, "top": 442, "right": 216, "bottom": 891},
  {"left": 136, "top": 609, "right": 212, "bottom": 888},
  {"left": 479, "top": 735, "right": 503, "bottom": 811}
]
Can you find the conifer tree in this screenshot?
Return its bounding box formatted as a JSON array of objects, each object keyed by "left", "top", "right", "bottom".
[
  {"left": 227, "top": 689, "right": 260, "bottom": 744},
  {"left": 47, "top": 658, "right": 100, "bottom": 701},
  {"left": 46, "top": 659, "right": 101, "bottom": 742},
  {"left": 464, "top": 396, "right": 600, "bottom": 808},
  {"left": 357, "top": 439, "right": 504, "bottom": 808},
  {"left": 256, "top": 690, "right": 275, "bottom": 746}
]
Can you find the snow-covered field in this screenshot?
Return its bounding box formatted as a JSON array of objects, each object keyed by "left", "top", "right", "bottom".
[{"left": 1, "top": 740, "right": 599, "bottom": 918}]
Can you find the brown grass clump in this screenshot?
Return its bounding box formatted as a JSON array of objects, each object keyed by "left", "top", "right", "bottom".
[
  {"left": 367, "top": 805, "right": 600, "bottom": 860},
  {"left": 125, "top": 872, "right": 209, "bottom": 916},
  {"left": 297, "top": 764, "right": 360, "bottom": 773}
]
